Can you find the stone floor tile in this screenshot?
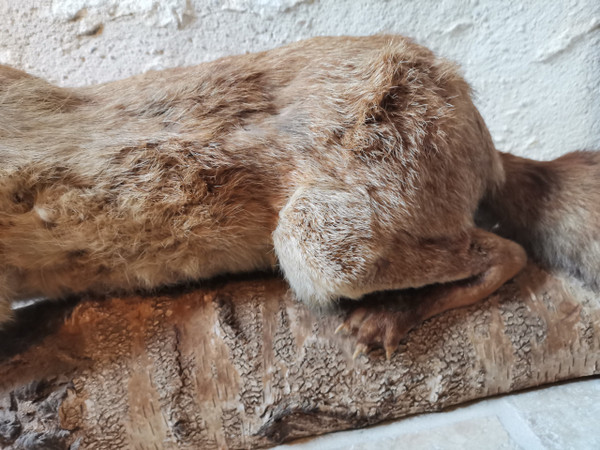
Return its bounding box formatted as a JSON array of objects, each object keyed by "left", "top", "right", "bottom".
[
  {"left": 505, "top": 378, "right": 600, "bottom": 450},
  {"left": 281, "top": 416, "right": 520, "bottom": 450}
]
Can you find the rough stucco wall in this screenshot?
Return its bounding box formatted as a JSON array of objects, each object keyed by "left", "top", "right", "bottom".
[{"left": 1, "top": 0, "right": 599, "bottom": 160}]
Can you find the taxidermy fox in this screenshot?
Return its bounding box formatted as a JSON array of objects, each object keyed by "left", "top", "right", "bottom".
[{"left": 1, "top": 35, "right": 598, "bottom": 358}]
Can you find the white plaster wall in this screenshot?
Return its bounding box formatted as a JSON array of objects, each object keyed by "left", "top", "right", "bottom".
[{"left": 1, "top": 0, "right": 599, "bottom": 160}]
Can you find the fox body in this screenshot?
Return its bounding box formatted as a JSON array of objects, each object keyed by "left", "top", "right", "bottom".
[{"left": 1, "top": 35, "right": 597, "bottom": 354}]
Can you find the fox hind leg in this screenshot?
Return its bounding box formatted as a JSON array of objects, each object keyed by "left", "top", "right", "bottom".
[{"left": 339, "top": 229, "right": 526, "bottom": 358}]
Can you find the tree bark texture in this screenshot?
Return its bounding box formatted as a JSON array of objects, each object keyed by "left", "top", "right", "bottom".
[{"left": 0, "top": 264, "right": 599, "bottom": 449}]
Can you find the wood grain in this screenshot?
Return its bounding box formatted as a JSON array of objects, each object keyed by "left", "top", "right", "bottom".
[{"left": 0, "top": 265, "right": 599, "bottom": 449}]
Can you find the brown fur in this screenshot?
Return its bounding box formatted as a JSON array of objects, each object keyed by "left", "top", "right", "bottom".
[
  {"left": 0, "top": 36, "right": 596, "bottom": 353},
  {"left": 477, "top": 150, "right": 600, "bottom": 289}
]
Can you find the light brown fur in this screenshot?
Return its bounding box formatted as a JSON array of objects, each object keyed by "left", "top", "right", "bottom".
[{"left": 0, "top": 35, "right": 597, "bottom": 354}]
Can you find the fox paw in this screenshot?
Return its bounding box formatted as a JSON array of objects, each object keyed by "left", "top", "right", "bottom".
[{"left": 336, "top": 306, "right": 419, "bottom": 360}]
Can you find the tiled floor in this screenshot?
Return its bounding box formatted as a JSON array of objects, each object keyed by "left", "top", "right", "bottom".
[{"left": 278, "top": 377, "right": 600, "bottom": 450}]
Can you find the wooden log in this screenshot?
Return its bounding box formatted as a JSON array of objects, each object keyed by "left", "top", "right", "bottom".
[{"left": 0, "top": 264, "right": 599, "bottom": 449}]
